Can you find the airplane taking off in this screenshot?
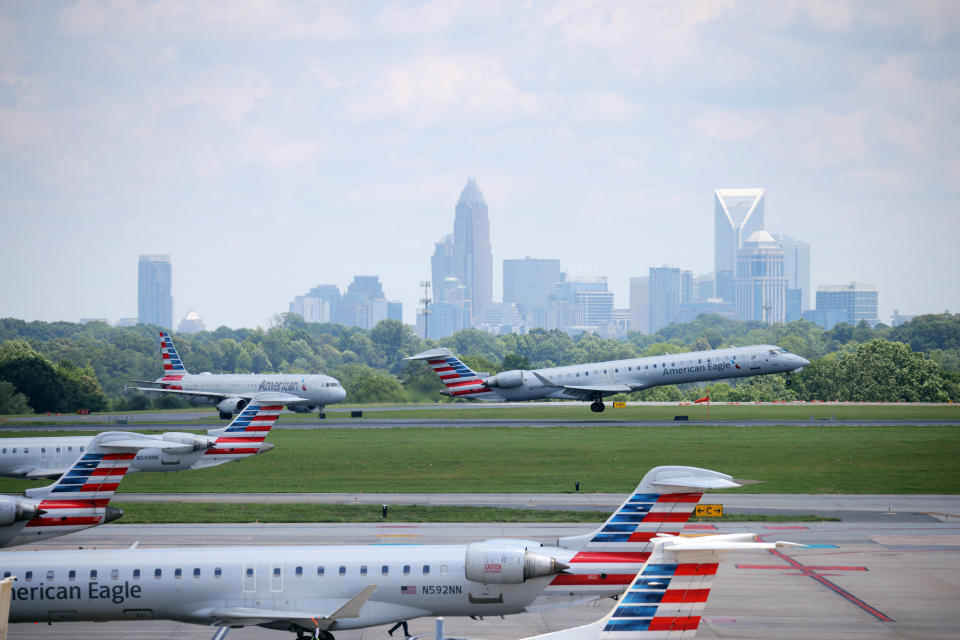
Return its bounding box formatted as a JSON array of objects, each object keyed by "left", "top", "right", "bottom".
[
  {"left": 130, "top": 332, "right": 345, "bottom": 418},
  {"left": 0, "top": 431, "right": 178, "bottom": 548},
  {"left": 493, "top": 534, "right": 800, "bottom": 640},
  {"left": 0, "top": 466, "right": 754, "bottom": 638},
  {"left": 0, "top": 395, "right": 284, "bottom": 480},
  {"left": 407, "top": 344, "right": 809, "bottom": 412}
]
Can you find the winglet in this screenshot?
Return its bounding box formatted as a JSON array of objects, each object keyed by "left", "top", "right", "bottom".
[
  {"left": 531, "top": 371, "right": 562, "bottom": 388},
  {"left": 325, "top": 584, "right": 377, "bottom": 622}
]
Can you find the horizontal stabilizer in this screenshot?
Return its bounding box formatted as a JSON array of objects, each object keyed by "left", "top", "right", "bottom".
[
  {"left": 24, "top": 468, "right": 68, "bottom": 480},
  {"left": 639, "top": 465, "right": 742, "bottom": 493},
  {"left": 405, "top": 348, "right": 456, "bottom": 361}
]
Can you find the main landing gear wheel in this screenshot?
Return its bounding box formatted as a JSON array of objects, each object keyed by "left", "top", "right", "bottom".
[
  {"left": 318, "top": 410, "right": 326, "bottom": 419},
  {"left": 590, "top": 400, "right": 605, "bottom": 413}
]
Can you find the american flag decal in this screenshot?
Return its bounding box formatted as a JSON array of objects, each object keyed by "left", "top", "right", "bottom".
[{"left": 400, "top": 585, "right": 417, "bottom": 595}]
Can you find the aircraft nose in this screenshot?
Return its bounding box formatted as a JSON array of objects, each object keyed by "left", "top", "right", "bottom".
[
  {"left": 795, "top": 355, "right": 810, "bottom": 367},
  {"left": 104, "top": 506, "right": 124, "bottom": 523},
  {"left": 259, "top": 442, "right": 275, "bottom": 454},
  {"left": 336, "top": 387, "right": 347, "bottom": 402}
]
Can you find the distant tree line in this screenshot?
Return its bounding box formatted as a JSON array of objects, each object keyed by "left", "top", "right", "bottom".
[{"left": 0, "top": 313, "right": 958, "bottom": 414}]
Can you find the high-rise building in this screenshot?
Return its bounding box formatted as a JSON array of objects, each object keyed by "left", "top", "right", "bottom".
[
  {"left": 177, "top": 309, "right": 205, "bottom": 334},
  {"left": 547, "top": 270, "right": 608, "bottom": 333},
  {"left": 715, "top": 188, "right": 765, "bottom": 303},
  {"left": 629, "top": 276, "right": 650, "bottom": 334},
  {"left": 575, "top": 290, "right": 615, "bottom": 329},
  {"left": 331, "top": 276, "right": 400, "bottom": 330},
  {"left": 649, "top": 266, "right": 685, "bottom": 333},
  {"left": 426, "top": 276, "right": 471, "bottom": 339},
  {"left": 773, "top": 234, "right": 811, "bottom": 315},
  {"left": 695, "top": 274, "right": 715, "bottom": 301},
  {"left": 735, "top": 230, "right": 786, "bottom": 323},
  {"left": 452, "top": 179, "right": 493, "bottom": 322},
  {"left": 137, "top": 255, "right": 172, "bottom": 329},
  {"left": 503, "top": 257, "right": 562, "bottom": 328},
  {"left": 815, "top": 283, "right": 879, "bottom": 327},
  {"left": 290, "top": 284, "right": 341, "bottom": 324},
  {"left": 431, "top": 235, "right": 455, "bottom": 298}
]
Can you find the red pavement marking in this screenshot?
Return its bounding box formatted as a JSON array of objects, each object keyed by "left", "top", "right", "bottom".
[{"left": 740, "top": 545, "right": 894, "bottom": 623}]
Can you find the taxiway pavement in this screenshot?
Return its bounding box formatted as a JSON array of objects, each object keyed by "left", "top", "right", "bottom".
[{"left": 3, "top": 519, "right": 959, "bottom": 640}]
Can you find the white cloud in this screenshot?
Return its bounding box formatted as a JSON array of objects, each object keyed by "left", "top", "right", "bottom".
[
  {"left": 348, "top": 54, "right": 539, "bottom": 127},
  {"left": 689, "top": 110, "right": 770, "bottom": 142},
  {"left": 169, "top": 67, "right": 272, "bottom": 121},
  {"left": 374, "top": 0, "right": 463, "bottom": 36},
  {"left": 565, "top": 91, "right": 633, "bottom": 123},
  {"left": 59, "top": 0, "right": 355, "bottom": 40}
]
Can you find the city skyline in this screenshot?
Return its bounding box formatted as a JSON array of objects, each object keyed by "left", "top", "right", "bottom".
[{"left": 1, "top": 2, "right": 957, "bottom": 329}]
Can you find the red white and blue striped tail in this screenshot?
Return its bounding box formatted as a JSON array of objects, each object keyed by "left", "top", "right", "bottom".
[
  {"left": 159, "top": 330, "right": 188, "bottom": 374},
  {"left": 404, "top": 347, "right": 497, "bottom": 400},
  {"left": 526, "top": 534, "right": 795, "bottom": 640},
  {"left": 204, "top": 398, "right": 284, "bottom": 460},
  {"left": 547, "top": 467, "right": 741, "bottom": 595},
  {"left": 23, "top": 432, "right": 164, "bottom": 537}
]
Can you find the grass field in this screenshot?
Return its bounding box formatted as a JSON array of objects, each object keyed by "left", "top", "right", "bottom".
[
  {"left": 108, "top": 502, "right": 838, "bottom": 524},
  {"left": 2, "top": 402, "right": 957, "bottom": 426},
  {"left": 0, "top": 425, "right": 956, "bottom": 494}
]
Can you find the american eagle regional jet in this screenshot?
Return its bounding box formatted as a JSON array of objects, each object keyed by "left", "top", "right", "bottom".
[
  {"left": 0, "top": 466, "right": 801, "bottom": 638},
  {"left": 408, "top": 344, "right": 809, "bottom": 412},
  {"left": 131, "top": 332, "right": 345, "bottom": 418},
  {"left": 0, "top": 395, "right": 284, "bottom": 480},
  {"left": 0, "top": 431, "right": 179, "bottom": 548}
]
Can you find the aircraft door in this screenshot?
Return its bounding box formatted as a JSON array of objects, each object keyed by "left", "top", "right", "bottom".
[
  {"left": 54, "top": 446, "right": 63, "bottom": 463},
  {"left": 749, "top": 354, "right": 760, "bottom": 370},
  {"left": 243, "top": 563, "right": 256, "bottom": 593},
  {"left": 270, "top": 562, "right": 284, "bottom": 592},
  {"left": 161, "top": 446, "right": 181, "bottom": 466},
  {"left": 40, "top": 447, "right": 47, "bottom": 462}
]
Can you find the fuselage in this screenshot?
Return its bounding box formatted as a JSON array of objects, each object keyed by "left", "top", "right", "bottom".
[
  {"left": 481, "top": 344, "right": 806, "bottom": 402},
  {"left": 156, "top": 372, "right": 346, "bottom": 409},
  {"left": 0, "top": 435, "right": 269, "bottom": 480},
  {"left": 0, "top": 544, "right": 594, "bottom": 630}
]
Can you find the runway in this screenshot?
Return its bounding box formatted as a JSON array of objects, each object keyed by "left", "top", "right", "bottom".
[
  {"left": 2, "top": 519, "right": 958, "bottom": 639},
  {"left": 4, "top": 418, "right": 960, "bottom": 431}
]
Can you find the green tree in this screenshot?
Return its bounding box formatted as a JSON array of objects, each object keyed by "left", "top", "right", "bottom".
[
  {"left": 0, "top": 380, "right": 31, "bottom": 414},
  {"left": 0, "top": 340, "right": 64, "bottom": 412},
  {"left": 501, "top": 353, "right": 532, "bottom": 371}
]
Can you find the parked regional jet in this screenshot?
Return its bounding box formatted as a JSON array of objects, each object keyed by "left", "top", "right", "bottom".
[
  {"left": 408, "top": 345, "right": 809, "bottom": 412},
  {"left": 487, "top": 533, "right": 799, "bottom": 640},
  {"left": 0, "top": 395, "right": 284, "bottom": 480},
  {"left": 0, "top": 431, "right": 177, "bottom": 547},
  {"left": 131, "top": 332, "right": 345, "bottom": 418},
  {"left": 0, "top": 466, "right": 752, "bottom": 638}
]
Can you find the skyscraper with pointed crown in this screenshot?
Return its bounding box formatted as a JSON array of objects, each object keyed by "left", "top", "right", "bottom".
[{"left": 448, "top": 178, "right": 492, "bottom": 323}]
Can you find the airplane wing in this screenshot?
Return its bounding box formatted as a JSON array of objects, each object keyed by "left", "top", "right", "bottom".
[
  {"left": 127, "top": 386, "right": 309, "bottom": 404},
  {"left": 208, "top": 585, "right": 380, "bottom": 630},
  {"left": 530, "top": 372, "right": 639, "bottom": 400}
]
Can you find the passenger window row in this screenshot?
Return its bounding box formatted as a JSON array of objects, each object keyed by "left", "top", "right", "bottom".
[{"left": 8, "top": 564, "right": 448, "bottom": 581}]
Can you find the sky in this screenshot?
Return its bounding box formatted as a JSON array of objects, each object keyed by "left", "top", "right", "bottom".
[{"left": 1, "top": 1, "right": 958, "bottom": 330}]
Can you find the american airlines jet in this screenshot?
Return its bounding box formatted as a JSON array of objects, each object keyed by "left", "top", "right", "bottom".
[
  {"left": 0, "top": 431, "right": 177, "bottom": 548},
  {"left": 131, "top": 332, "right": 346, "bottom": 418},
  {"left": 0, "top": 466, "right": 751, "bottom": 638},
  {"left": 408, "top": 345, "right": 809, "bottom": 412},
  {"left": 0, "top": 396, "right": 284, "bottom": 480}
]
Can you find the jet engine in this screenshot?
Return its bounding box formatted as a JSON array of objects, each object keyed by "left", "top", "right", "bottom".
[
  {"left": 482, "top": 370, "right": 526, "bottom": 389},
  {"left": 160, "top": 432, "right": 216, "bottom": 452},
  {"left": 0, "top": 496, "right": 42, "bottom": 526},
  {"left": 287, "top": 405, "right": 319, "bottom": 414},
  {"left": 216, "top": 397, "right": 248, "bottom": 415},
  {"left": 465, "top": 540, "right": 568, "bottom": 585}
]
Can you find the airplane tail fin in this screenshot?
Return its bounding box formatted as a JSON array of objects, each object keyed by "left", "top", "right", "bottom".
[
  {"left": 24, "top": 432, "right": 171, "bottom": 533},
  {"left": 159, "top": 331, "right": 189, "bottom": 375},
  {"left": 528, "top": 533, "right": 798, "bottom": 639},
  {"left": 589, "top": 534, "right": 791, "bottom": 639},
  {"left": 404, "top": 347, "right": 496, "bottom": 400},
  {"left": 203, "top": 394, "right": 284, "bottom": 460},
  {"left": 559, "top": 466, "right": 742, "bottom": 553}
]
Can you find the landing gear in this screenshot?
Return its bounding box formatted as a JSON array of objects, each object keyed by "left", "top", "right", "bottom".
[
  {"left": 218, "top": 411, "right": 232, "bottom": 420},
  {"left": 318, "top": 410, "right": 326, "bottom": 419},
  {"left": 590, "top": 400, "right": 605, "bottom": 413},
  {"left": 295, "top": 630, "right": 333, "bottom": 640}
]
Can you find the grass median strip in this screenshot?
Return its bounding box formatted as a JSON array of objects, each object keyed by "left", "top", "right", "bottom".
[
  {"left": 108, "top": 503, "right": 838, "bottom": 524},
  {"left": 2, "top": 425, "right": 957, "bottom": 494}
]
